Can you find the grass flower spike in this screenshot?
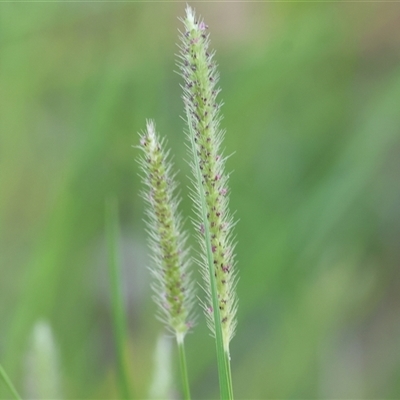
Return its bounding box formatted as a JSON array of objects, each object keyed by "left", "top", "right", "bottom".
[
  {"left": 178, "top": 6, "right": 238, "bottom": 398},
  {"left": 138, "top": 120, "right": 194, "bottom": 398},
  {"left": 138, "top": 120, "right": 194, "bottom": 338},
  {"left": 179, "top": 5, "right": 238, "bottom": 350}
]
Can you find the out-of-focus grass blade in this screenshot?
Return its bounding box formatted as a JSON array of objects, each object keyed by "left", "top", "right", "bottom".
[
  {"left": 0, "top": 363, "right": 22, "bottom": 400},
  {"left": 25, "top": 321, "right": 62, "bottom": 399},
  {"left": 106, "top": 196, "right": 133, "bottom": 399},
  {"left": 148, "top": 335, "right": 173, "bottom": 400}
]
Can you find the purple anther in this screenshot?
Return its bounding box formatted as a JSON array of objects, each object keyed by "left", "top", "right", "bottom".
[
  {"left": 222, "top": 265, "right": 230, "bottom": 273},
  {"left": 199, "top": 21, "right": 208, "bottom": 31}
]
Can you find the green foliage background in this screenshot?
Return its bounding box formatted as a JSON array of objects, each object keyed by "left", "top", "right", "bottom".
[{"left": 1, "top": 2, "right": 400, "bottom": 399}]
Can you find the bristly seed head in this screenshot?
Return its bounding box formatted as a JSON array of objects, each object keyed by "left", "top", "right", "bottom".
[
  {"left": 178, "top": 6, "right": 238, "bottom": 350},
  {"left": 138, "top": 120, "right": 195, "bottom": 337}
]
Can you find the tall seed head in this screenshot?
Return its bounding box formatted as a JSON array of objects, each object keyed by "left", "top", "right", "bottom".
[
  {"left": 138, "top": 120, "right": 194, "bottom": 339},
  {"left": 178, "top": 6, "right": 238, "bottom": 348}
]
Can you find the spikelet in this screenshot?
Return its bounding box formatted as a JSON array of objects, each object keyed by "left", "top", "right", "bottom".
[
  {"left": 138, "top": 120, "right": 194, "bottom": 340},
  {"left": 178, "top": 6, "right": 238, "bottom": 349}
]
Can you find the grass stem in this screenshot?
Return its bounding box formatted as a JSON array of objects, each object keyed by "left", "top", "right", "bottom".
[
  {"left": 225, "top": 350, "right": 234, "bottom": 399},
  {"left": 176, "top": 335, "right": 191, "bottom": 400}
]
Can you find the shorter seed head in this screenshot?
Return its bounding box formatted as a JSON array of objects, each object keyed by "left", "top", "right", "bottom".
[{"left": 138, "top": 120, "right": 195, "bottom": 337}]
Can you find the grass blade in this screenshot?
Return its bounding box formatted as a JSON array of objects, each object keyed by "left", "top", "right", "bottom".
[
  {"left": 0, "top": 363, "right": 22, "bottom": 400},
  {"left": 106, "top": 196, "right": 133, "bottom": 399}
]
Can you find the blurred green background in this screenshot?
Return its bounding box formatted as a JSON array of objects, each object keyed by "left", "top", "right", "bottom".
[{"left": 1, "top": 2, "right": 400, "bottom": 399}]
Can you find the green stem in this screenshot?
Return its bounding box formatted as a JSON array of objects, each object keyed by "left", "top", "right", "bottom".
[
  {"left": 176, "top": 335, "right": 191, "bottom": 400},
  {"left": 106, "top": 197, "right": 133, "bottom": 399},
  {"left": 187, "top": 111, "right": 232, "bottom": 400},
  {"left": 224, "top": 350, "right": 234, "bottom": 400},
  {"left": 0, "top": 364, "right": 22, "bottom": 400}
]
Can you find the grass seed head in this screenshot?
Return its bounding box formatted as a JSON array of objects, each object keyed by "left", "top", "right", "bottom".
[
  {"left": 138, "top": 120, "right": 195, "bottom": 337},
  {"left": 178, "top": 6, "right": 238, "bottom": 348}
]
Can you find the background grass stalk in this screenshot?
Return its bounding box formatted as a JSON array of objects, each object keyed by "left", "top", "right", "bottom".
[
  {"left": 188, "top": 114, "right": 233, "bottom": 400},
  {"left": 0, "top": 364, "right": 21, "bottom": 400},
  {"left": 106, "top": 197, "right": 132, "bottom": 400}
]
